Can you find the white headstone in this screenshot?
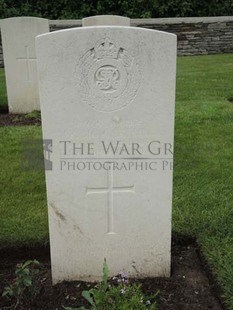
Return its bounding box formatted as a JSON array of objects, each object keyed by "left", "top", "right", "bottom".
[
  {"left": 82, "top": 15, "right": 130, "bottom": 26},
  {"left": 0, "top": 17, "right": 49, "bottom": 113},
  {"left": 36, "top": 23, "right": 177, "bottom": 284}
]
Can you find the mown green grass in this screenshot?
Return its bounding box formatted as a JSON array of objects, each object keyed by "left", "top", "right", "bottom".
[
  {"left": 0, "top": 54, "right": 233, "bottom": 308},
  {"left": 174, "top": 54, "right": 233, "bottom": 308},
  {"left": 0, "top": 126, "right": 48, "bottom": 246}
]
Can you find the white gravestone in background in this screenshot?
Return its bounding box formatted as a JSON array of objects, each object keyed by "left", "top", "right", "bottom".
[
  {"left": 0, "top": 17, "right": 49, "bottom": 113},
  {"left": 82, "top": 15, "right": 130, "bottom": 26},
  {"left": 36, "top": 23, "right": 177, "bottom": 283}
]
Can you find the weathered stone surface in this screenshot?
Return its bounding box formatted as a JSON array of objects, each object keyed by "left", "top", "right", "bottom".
[
  {"left": 36, "top": 25, "right": 176, "bottom": 284},
  {"left": 82, "top": 15, "right": 130, "bottom": 26}
]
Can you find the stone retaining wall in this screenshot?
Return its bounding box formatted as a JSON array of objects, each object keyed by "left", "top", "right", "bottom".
[{"left": 0, "top": 16, "right": 233, "bottom": 67}]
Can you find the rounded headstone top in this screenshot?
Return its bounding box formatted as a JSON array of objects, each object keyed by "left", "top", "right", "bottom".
[{"left": 82, "top": 15, "right": 130, "bottom": 27}]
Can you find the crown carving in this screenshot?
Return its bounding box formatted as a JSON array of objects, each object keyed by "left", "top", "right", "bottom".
[{"left": 94, "top": 38, "right": 119, "bottom": 59}]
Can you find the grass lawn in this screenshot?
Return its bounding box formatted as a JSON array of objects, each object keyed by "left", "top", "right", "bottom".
[
  {"left": 0, "top": 126, "right": 48, "bottom": 246},
  {"left": 0, "top": 54, "right": 233, "bottom": 308}
]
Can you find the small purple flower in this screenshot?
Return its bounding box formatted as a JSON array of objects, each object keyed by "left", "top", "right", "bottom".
[
  {"left": 120, "top": 288, "right": 125, "bottom": 294},
  {"left": 119, "top": 271, "right": 128, "bottom": 279}
]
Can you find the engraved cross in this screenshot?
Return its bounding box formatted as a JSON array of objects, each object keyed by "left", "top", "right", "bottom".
[
  {"left": 17, "top": 45, "right": 36, "bottom": 82},
  {"left": 86, "top": 167, "right": 135, "bottom": 234}
]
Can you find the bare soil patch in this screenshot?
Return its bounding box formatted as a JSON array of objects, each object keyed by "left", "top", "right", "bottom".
[
  {"left": 0, "top": 238, "right": 224, "bottom": 310},
  {"left": 0, "top": 113, "right": 41, "bottom": 126}
]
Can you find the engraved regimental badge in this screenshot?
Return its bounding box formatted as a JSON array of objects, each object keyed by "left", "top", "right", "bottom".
[{"left": 76, "top": 38, "right": 141, "bottom": 112}]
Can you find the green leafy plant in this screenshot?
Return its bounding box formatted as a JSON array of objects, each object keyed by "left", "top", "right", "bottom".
[
  {"left": 2, "top": 260, "right": 40, "bottom": 307},
  {"left": 24, "top": 110, "right": 41, "bottom": 122},
  {"left": 0, "top": 0, "right": 233, "bottom": 19},
  {"left": 63, "top": 260, "right": 158, "bottom": 310}
]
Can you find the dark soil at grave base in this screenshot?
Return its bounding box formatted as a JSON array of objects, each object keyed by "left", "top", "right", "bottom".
[
  {"left": 0, "top": 114, "right": 41, "bottom": 126},
  {"left": 0, "top": 238, "right": 225, "bottom": 310}
]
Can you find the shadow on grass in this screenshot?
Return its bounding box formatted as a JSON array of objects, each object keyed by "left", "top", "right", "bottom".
[{"left": 0, "top": 104, "right": 9, "bottom": 114}]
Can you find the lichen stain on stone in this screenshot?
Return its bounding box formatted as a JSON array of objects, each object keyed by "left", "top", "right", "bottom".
[
  {"left": 73, "top": 223, "right": 83, "bottom": 235},
  {"left": 49, "top": 202, "right": 66, "bottom": 222},
  {"left": 49, "top": 202, "right": 83, "bottom": 235}
]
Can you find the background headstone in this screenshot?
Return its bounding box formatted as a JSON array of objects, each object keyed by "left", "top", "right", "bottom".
[
  {"left": 0, "top": 17, "right": 49, "bottom": 113},
  {"left": 36, "top": 23, "right": 176, "bottom": 284},
  {"left": 82, "top": 15, "right": 130, "bottom": 26}
]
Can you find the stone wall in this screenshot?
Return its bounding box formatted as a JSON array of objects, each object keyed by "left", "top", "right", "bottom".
[
  {"left": 0, "top": 16, "right": 233, "bottom": 67},
  {"left": 132, "top": 17, "right": 233, "bottom": 56}
]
